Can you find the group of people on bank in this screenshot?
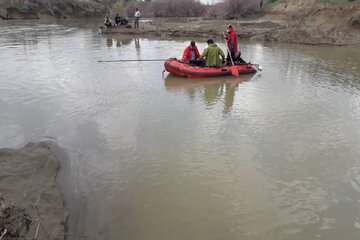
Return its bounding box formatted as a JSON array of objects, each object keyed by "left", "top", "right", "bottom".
[
  {"left": 182, "top": 25, "right": 245, "bottom": 67},
  {"left": 104, "top": 14, "right": 129, "bottom": 28},
  {"left": 104, "top": 8, "right": 140, "bottom": 29}
]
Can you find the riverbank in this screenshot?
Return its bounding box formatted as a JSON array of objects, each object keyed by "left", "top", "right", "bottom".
[
  {"left": 99, "top": 0, "right": 360, "bottom": 47},
  {"left": 0, "top": 142, "right": 66, "bottom": 240},
  {"left": 100, "top": 14, "right": 359, "bottom": 47},
  {"left": 1, "top": 0, "right": 359, "bottom": 46}
]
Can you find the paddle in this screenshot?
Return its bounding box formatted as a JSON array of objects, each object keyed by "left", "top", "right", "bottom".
[
  {"left": 98, "top": 59, "right": 167, "bottom": 63},
  {"left": 223, "top": 32, "right": 239, "bottom": 77}
]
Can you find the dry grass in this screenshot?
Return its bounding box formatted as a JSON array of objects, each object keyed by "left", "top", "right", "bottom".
[{"left": 0, "top": 196, "right": 36, "bottom": 239}]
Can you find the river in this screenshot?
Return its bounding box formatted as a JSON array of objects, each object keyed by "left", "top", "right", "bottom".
[{"left": 1, "top": 20, "right": 360, "bottom": 240}]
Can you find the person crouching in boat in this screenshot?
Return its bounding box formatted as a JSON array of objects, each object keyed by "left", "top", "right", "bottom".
[
  {"left": 233, "top": 51, "right": 247, "bottom": 64},
  {"left": 181, "top": 41, "right": 201, "bottom": 65},
  {"left": 104, "top": 16, "right": 112, "bottom": 28},
  {"left": 200, "top": 39, "right": 225, "bottom": 67}
]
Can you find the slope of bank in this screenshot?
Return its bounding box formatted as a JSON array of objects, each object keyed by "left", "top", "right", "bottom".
[
  {"left": 260, "top": 0, "right": 360, "bottom": 45},
  {"left": 0, "top": 0, "right": 108, "bottom": 20},
  {"left": 0, "top": 142, "right": 66, "bottom": 240}
]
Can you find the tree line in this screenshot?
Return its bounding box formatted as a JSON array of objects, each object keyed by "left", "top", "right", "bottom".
[
  {"left": 1, "top": 0, "right": 267, "bottom": 19},
  {"left": 111, "top": 0, "right": 266, "bottom": 18}
]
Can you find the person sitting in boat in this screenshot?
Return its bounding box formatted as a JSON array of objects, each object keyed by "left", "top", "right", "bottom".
[
  {"left": 233, "top": 51, "right": 247, "bottom": 64},
  {"left": 200, "top": 39, "right": 225, "bottom": 67},
  {"left": 181, "top": 41, "right": 200, "bottom": 64},
  {"left": 104, "top": 16, "right": 112, "bottom": 28},
  {"left": 115, "top": 14, "right": 121, "bottom": 26}
]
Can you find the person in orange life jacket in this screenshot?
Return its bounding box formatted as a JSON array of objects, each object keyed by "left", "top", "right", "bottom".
[
  {"left": 225, "top": 25, "right": 238, "bottom": 64},
  {"left": 181, "top": 41, "right": 201, "bottom": 64}
]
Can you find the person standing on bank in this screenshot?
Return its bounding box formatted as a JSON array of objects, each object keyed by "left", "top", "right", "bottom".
[
  {"left": 225, "top": 25, "right": 238, "bottom": 64},
  {"left": 134, "top": 8, "right": 141, "bottom": 29}
]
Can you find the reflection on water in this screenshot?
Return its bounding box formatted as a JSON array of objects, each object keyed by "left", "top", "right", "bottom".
[
  {"left": 1, "top": 21, "right": 360, "bottom": 240},
  {"left": 106, "top": 38, "right": 113, "bottom": 47},
  {"left": 104, "top": 35, "right": 134, "bottom": 48},
  {"left": 164, "top": 74, "right": 258, "bottom": 114},
  {"left": 135, "top": 38, "right": 140, "bottom": 50}
]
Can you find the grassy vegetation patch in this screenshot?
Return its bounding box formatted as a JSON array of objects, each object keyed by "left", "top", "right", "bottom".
[
  {"left": 112, "top": 1, "right": 126, "bottom": 15},
  {"left": 11, "top": 3, "right": 23, "bottom": 11},
  {"left": 263, "top": 0, "right": 281, "bottom": 11}
]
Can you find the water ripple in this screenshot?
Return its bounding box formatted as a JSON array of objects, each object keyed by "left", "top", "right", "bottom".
[{"left": 1, "top": 21, "right": 360, "bottom": 240}]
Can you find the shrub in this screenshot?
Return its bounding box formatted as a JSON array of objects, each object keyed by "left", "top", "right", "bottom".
[
  {"left": 225, "top": 0, "right": 263, "bottom": 18},
  {"left": 112, "top": 1, "right": 126, "bottom": 16}
]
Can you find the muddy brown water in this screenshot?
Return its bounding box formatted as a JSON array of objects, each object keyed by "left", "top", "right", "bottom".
[{"left": 1, "top": 20, "right": 360, "bottom": 240}]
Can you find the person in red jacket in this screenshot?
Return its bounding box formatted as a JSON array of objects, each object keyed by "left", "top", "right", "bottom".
[
  {"left": 181, "top": 41, "right": 200, "bottom": 64},
  {"left": 226, "top": 25, "right": 238, "bottom": 64}
]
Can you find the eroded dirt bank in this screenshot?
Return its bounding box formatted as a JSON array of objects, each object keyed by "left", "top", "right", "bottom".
[
  {"left": 260, "top": 0, "right": 360, "bottom": 45},
  {"left": 0, "top": 142, "right": 66, "bottom": 240}
]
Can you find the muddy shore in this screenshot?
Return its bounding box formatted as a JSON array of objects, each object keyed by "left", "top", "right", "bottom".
[
  {"left": 0, "top": 142, "right": 66, "bottom": 240},
  {"left": 100, "top": 16, "right": 360, "bottom": 47}
]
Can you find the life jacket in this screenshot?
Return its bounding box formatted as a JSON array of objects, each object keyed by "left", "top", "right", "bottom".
[
  {"left": 181, "top": 45, "right": 200, "bottom": 63},
  {"left": 227, "top": 28, "right": 238, "bottom": 53}
]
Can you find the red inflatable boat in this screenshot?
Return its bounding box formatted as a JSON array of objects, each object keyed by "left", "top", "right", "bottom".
[{"left": 164, "top": 58, "right": 258, "bottom": 78}]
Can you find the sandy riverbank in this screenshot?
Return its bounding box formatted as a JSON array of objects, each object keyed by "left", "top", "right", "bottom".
[{"left": 0, "top": 142, "right": 66, "bottom": 240}]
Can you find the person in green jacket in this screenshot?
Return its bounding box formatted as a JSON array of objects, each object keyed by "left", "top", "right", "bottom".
[{"left": 200, "top": 39, "right": 225, "bottom": 67}]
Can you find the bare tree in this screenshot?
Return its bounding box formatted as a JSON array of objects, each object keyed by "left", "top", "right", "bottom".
[
  {"left": 225, "top": 0, "right": 262, "bottom": 18},
  {"left": 152, "top": 0, "right": 206, "bottom": 17}
]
